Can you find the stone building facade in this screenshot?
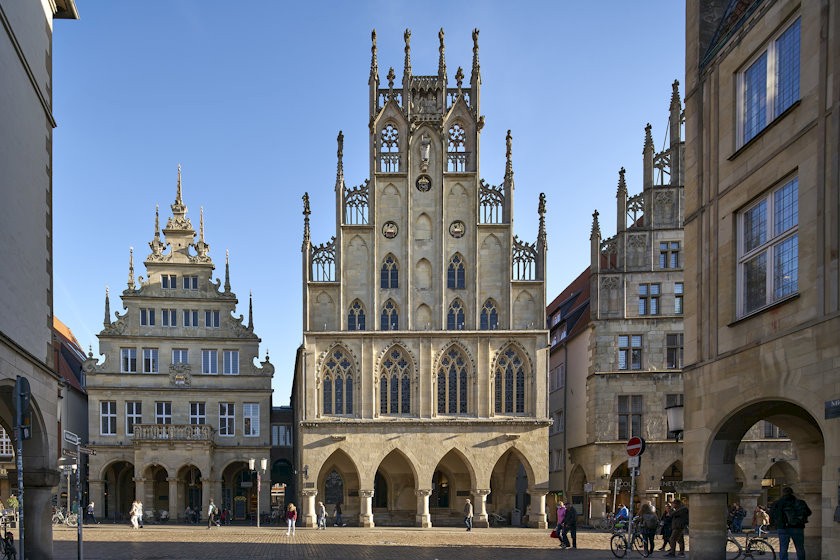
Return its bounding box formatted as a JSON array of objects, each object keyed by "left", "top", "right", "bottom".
[
  {"left": 0, "top": 2, "right": 77, "bottom": 558},
  {"left": 294, "top": 29, "right": 550, "bottom": 528},
  {"left": 83, "top": 171, "right": 274, "bottom": 523},
  {"left": 683, "top": 1, "right": 839, "bottom": 558}
]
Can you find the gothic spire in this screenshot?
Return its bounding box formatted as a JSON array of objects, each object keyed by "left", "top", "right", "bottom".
[
  {"left": 438, "top": 28, "right": 446, "bottom": 80},
  {"left": 248, "top": 291, "right": 254, "bottom": 330},
  {"left": 224, "top": 249, "right": 231, "bottom": 293},
  {"left": 302, "top": 192, "right": 311, "bottom": 251},
  {"left": 538, "top": 193, "right": 547, "bottom": 246},
  {"left": 403, "top": 29, "right": 411, "bottom": 79},
  {"left": 199, "top": 206, "right": 205, "bottom": 243},
  {"left": 455, "top": 66, "right": 464, "bottom": 93},
  {"left": 470, "top": 28, "right": 481, "bottom": 83},
  {"left": 103, "top": 286, "right": 111, "bottom": 328},
  {"left": 148, "top": 204, "right": 166, "bottom": 259},
  {"left": 617, "top": 167, "right": 628, "bottom": 197},
  {"left": 670, "top": 79, "right": 681, "bottom": 111},
  {"left": 505, "top": 130, "right": 514, "bottom": 183},
  {"left": 369, "top": 29, "right": 379, "bottom": 85},
  {"left": 644, "top": 122, "right": 653, "bottom": 153},
  {"left": 387, "top": 67, "right": 395, "bottom": 91},
  {"left": 169, "top": 164, "right": 189, "bottom": 226},
  {"left": 336, "top": 131, "right": 344, "bottom": 190},
  {"left": 590, "top": 210, "right": 601, "bottom": 240},
  {"left": 176, "top": 163, "right": 183, "bottom": 206},
  {"left": 127, "top": 247, "right": 136, "bottom": 290}
]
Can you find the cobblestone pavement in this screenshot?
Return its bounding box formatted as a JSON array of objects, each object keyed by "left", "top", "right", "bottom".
[{"left": 47, "top": 524, "right": 689, "bottom": 560}]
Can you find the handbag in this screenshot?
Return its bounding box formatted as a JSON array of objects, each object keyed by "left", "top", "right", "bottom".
[{"left": 550, "top": 529, "right": 558, "bottom": 538}]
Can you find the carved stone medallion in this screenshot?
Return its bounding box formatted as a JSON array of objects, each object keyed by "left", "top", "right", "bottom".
[
  {"left": 449, "top": 220, "right": 465, "bottom": 238},
  {"left": 382, "top": 221, "right": 399, "bottom": 239},
  {"left": 416, "top": 174, "right": 432, "bottom": 192}
]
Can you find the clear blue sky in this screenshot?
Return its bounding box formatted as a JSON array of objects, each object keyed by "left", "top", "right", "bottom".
[{"left": 52, "top": 1, "right": 686, "bottom": 404}]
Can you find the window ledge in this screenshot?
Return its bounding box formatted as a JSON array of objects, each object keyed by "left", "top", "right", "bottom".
[
  {"left": 729, "top": 100, "right": 801, "bottom": 160},
  {"left": 728, "top": 292, "right": 800, "bottom": 326}
]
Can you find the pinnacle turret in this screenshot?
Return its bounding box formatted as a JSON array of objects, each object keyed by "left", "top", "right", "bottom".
[
  {"left": 302, "top": 192, "right": 311, "bottom": 251},
  {"left": 538, "top": 193, "right": 547, "bottom": 247},
  {"left": 590, "top": 210, "right": 601, "bottom": 240},
  {"left": 103, "top": 286, "right": 110, "bottom": 327},
  {"left": 617, "top": 167, "right": 628, "bottom": 197},
  {"left": 470, "top": 28, "right": 481, "bottom": 84},
  {"left": 505, "top": 130, "right": 514, "bottom": 183},
  {"left": 224, "top": 249, "right": 231, "bottom": 293},
  {"left": 127, "top": 247, "right": 136, "bottom": 290},
  {"left": 403, "top": 29, "right": 411, "bottom": 80},
  {"left": 336, "top": 131, "right": 344, "bottom": 192},
  {"left": 248, "top": 291, "right": 254, "bottom": 330},
  {"left": 369, "top": 29, "right": 379, "bottom": 85},
  {"left": 438, "top": 28, "right": 446, "bottom": 80}
]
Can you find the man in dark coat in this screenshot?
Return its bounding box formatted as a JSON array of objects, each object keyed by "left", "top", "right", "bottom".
[
  {"left": 666, "top": 499, "right": 688, "bottom": 557},
  {"left": 770, "top": 487, "right": 812, "bottom": 560},
  {"left": 561, "top": 504, "right": 577, "bottom": 549}
]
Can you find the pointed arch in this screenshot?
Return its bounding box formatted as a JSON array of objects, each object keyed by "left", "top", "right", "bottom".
[
  {"left": 321, "top": 345, "right": 356, "bottom": 415},
  {"left": 379, "top": 122, "right": 401, "bottom": 172},
  {"left": 318, "top": 448, "right": 362, "bottom": 507},
  {"left": 347, "top": 299, "right": 366, "bottom": 331},
  {"left": 480, "top": 298, "right": 500, "bottom": 330},
  {"left": 493, "top": 343, "right": 530, "bottom": 414},
  {"left": 446, "top": 298, "right": 466, "bottom": 330},
  {"left": 415, "top": 258, "right": 432, "bottom": 291},
  {"left": 380, "top": 299, "right": 399, "bottom": 331},
  {"left": 378, "top": 344, "right": 413, "bottom": 414},
  {"left": 381, "top": 253, "right": 399, "bottom": 289},
  {"left": 415, "top": 213, "right": 432, "bottom": 241},
  {"left": 447, "top": 252, "right": 466, "bottom": 289},
  {"left": 435, "top": 344, "right": 471, "bottom": 415},
  {"left": 512, "top": 289, "right": 536, "bottom": 329},
  {"left": 415, "top": 303, "right": 432, "bottom": 330}
]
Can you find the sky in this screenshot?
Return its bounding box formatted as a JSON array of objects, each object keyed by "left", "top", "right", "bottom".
[{"left": 51, "top": 1, "right": 686, "bottom": 404}]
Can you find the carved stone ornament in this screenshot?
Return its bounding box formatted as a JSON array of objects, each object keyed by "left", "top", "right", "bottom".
[
  {"left": 419, "top": 133, "right": 431, "bottom": 172},
  {"left": 169, "top": 363, "right": 192, "bottom": 387},
  {"left": 416, "top": 174, "right": 432, "bottom": 192},
  {"left": 449, "top": 220, "right": 465, "bottom": 238},
  {"left": 101, "top": 312, "right": 127, "bottom": 335},
  {"left": 628, "top": 234, "right": 647, "bottom": 248},
  {"left": 382, "top": 221, "right": 399, "bottom": 239},
  {"left": 655, "top": 190, "right": 674, "bottom": 205},
  {"left": 601, "top": 276, "right": 620, "bottom": 290}
]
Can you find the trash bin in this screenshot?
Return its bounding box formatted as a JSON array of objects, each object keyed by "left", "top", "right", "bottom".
[{"left": 511, "top": 508, "right": 521, "bottom": 526}]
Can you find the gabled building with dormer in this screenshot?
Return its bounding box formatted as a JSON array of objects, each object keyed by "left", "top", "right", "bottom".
[
  {"left": 83, "top": 170, "right": 273, "bottom": 522},
  {"left": 293, "top": 29, "right": 550, "bottom": 528}
]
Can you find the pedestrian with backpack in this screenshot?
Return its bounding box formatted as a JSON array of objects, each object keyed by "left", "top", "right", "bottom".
[
  {"left": 771, "top": 487, "right": 812, "bottom": 560},
  {"left": 639, "top": 502, "right": 659, "bottom": 557}
]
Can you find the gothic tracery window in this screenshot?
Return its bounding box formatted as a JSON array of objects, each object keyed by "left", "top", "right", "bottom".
[
  {"left": 494, "top": 346, "right": 526, "bottom": 414},
  {"left": 380, "top": 346, "right": 412, "bottom": 414},
  {"left": 480, "top": 299, "right": 499, "bottom": 330},
  {"left": 380, "top": 299, "right": 399, "bottom": 331},
  {"left": 381, "top": 255, "right": 399, "bottom": 289},
  {"left": 447, "top": 299, "right": 465, "bottom": 330},
  {"left": 380, "top": 124, "right": 400, "bottom": 172},
  {"left": 437, "top": 346, "right": 468, "bottom": 414},
  {"left": 447, "top": 123, "right": 467, "bottom": 172},
  {"left": 347, "top": 300, "right": 366, "bottom": 331},
  {"left": 447, "top": 253, "right": 466, "bottom": 289},
  {"left": 322, "top": 347, "right": 354, "bottom": 415}
]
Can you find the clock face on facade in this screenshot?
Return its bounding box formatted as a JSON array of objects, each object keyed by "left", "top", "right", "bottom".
[
  {"left": 382, "top": 221, "right": 399, "bottom": 239},
  {"left": 449, "top": 220, "right": 466, "bottom": 238},
  {"left": 416, "top": 175, "right": 432, "bottom": 192}
]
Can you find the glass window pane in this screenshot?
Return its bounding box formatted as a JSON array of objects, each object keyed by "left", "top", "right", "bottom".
[
  {"left": 775, "top": 19, "right": 800, "bottom": 116},
  {"left": 774, "top": 234, "right": 798, "bottom": 298},
  {"left": 744, "top": 252, "right": 768, "bottom": 312},
  {"left": 743, "top": 200, "right": 767, "bottom": 253},
  {"left": 743, "top": 52, "right": 768, "bottom": 143},
  {"left": 774, "top": 178, "right": 798, "bottom": 235}
]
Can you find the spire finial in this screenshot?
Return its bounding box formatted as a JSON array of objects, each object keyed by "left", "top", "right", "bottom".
[
  {"left": 455, "top": 67, "right": 464, "bottom": 93},
  {"left": 538, "top": 193, "right": 547, "bottom": 245},
  {"left": 471, "top": 28, "right": 480, "bottom": 80},
  {"left": 176, "top": 164, "right": 183, "bottom": 205},
  {"left": 670, "top": 79, "right": 681, "bottom": 110},
  {"left": 336, "top": 130, "right": 344, "bottom": 185},
  {"left": 591, "top": 210, "right": 601, "bottom": 240},
  {"left": 438, "top": 28, "right": 446, "bottom": 79},
  {"left": 103, "top": 286, "right": 111, "bottom": 327},
  {"left": 224, "top": 249, "right": 231, "bottom": 292},
  {"left": 644, "top": 123, "right": 653, "bottom": 152},
  {"left": 505, "top": 130, "right": 513, "bottom": 179},
  {"left": 617, "top": 167, "right": 628, "bottom": 196},
  {"left": 369, "top": 29, "right": 379, "bottom": 83},
  {"left": 199, "top": 206, "right": 205, "bottom": 242},
  {"left": 127, "top": 247, "right": 136, "bottom": 290},
  {"left": 387, "top": 67, "right": 395, "bottom": 91},
  {"left": 248, "top": 290, "right": 254, "bottom": 330},
  {"left": 302, "top": 192, "right": 311, "bottom": 250},
  {"left": 403, "top": 28, "right": 411, "bottom": 78},
  {"left": 154, "top": 204, "right": 160, "bottom": 236}
]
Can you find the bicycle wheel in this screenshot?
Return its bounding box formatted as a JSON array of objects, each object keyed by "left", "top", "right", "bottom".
[
  {"left": 610, "top": 533, "right": 629, "bottom": 558},
  {"left": 726, "top": 537, "right": 743, "bottom": 560},
  {"left": 630, "top": 533, "right": 646, "bottom": 557},
  {"left": 66, "top": 513, "right": 78, "bottom": 526},
  {"left": 745, "top": 538, "right": 775, "bottom": 559},
  {"left": 51, "top": 514, "right": 62, "bottom": 526}
]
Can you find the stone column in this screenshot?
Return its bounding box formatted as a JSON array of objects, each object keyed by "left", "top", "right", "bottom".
[
  {"left": 474, "top": 489, "right": 490, "bottom": 528},
  {"left": 683, "top": 491, "right": 728, "bottom": 560},
  {"left": 23, "top": 467, "right": 60, "bottom": 560},
  {"left": 168, "top": 477, "right": 179, "bottom": 520},
  {"left": 89, "top": 479, "right": 105, "bottom": 519},
  {"left": 589, "top": 491, "right": 609, "bottom": 524},
  {"left": 359, "top": 489, "right": 375, "bottom": 527},
  {"left": 529, "top": 490, "right": 548, "bottom": 528},
  {"left": 134, "top": 477, "right": 146, "bottom": 503},
  {"left": 415, "top": 489, "right": 431, "bottom": 527},
  {"left": 201, "top": 478, "right": 221, "bottom": 518},
  {"left": 301, "top": 489, "right": 318, "bottom": 527}
]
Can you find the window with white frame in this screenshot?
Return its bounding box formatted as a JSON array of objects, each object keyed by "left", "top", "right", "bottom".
[
  {"left": 162, "top": 308, "right": 177, "bottom": 327},
  {"left": 140, "top": 308, "right": 155, "bottom": 326},
  {"left": 142, "top": 348, "right": 159, "bottom": 373},
  {"left": 0, "top": 427, "right": 13, "bottom": 458},
  {"left": 618, "top": 335, "right": 643, "bottom": 370},
  {"left": 190, "top": 402, "right": 206, "bottom": 425},
  {"left": 126, "top": 401, "right": 142, "bottom": 435},
  {"left": 666, "top": 334, "right": 684, "bottom": 369},
  {"left": 183, "top": 309, "right": 199, "bottom": 327},
  {"left": 183, "top": 275, "right": 198, "bottom": 290},
  {"left": 100, "top": 401, "right": 117, "bottom": 435},
  {"left": 738, "top": 17, "right": 800, "bottom": 146},
  {"left": 201, "top": 349, "right": 218, "bottom": 374},
  {"left": 738, "top": 176, "right": 798, "bottom": 316},
  {"left": 243, "top": 403, "right": 260, "bottom": 437},
  {"left": 219, "top": 403, "right": 235, "bottom": 436},
  {"left": 638, "top": 284, "right": 660, "bottom": 315},
  {"left": 205, "top": 310, "right": 220, "bottom": 328},
  {"left": 223, "top": 350, "right": 239, "bottom": 375},
  {"left": 161, "top": 274, "right": 177, "bottom": 289},
  {"left": 120, "top": 347, "right": 137, "bottom": 373},
  {"left": 618, "top": 395, "right": 642, "bottom": 440},
  {"left": 172, "top": 348, "right": 188, "bottom": 365},
  {"left": 155, "top": 401, "right": 172, "bottom": 424},
  {"left": 675, "top": 282, "right": 684, "bottom": 315},
  {"left": 272, "top": 424, "right": 293, "bottom": 447}
]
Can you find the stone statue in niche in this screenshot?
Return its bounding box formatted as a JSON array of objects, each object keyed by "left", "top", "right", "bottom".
[{"left": 419, "top": 133, "right": 431, "bottom": 172}]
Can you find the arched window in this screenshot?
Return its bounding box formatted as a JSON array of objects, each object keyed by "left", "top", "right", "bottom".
[
  {"left": 322, "top": 347, "right": 354, "bottom": 415},
  {"left": 437, "top": 346, "right": 468, "bottom": 414},
  {"left": 447, "top": 254, "right": 466, "bottom": 289},
  {"left": 348, "top": 300, "right": 366, "bottom": 331},
  {"left": 447, "top": 123, "right": 467, "bottom": 172},
  {"left": 381, "top": 255, "right": 399, "bottom": 289},
  {"left": 447, "top": 299, "right": 465, "bottom": 330},
  {"left": 380, "top": 124, "right": 400, "bottom": 172},
  {"left": 380, "top": 299, "right": 399, "bottom": 331},
  {"left": 495, "top": 346, "right": 526, "bottom": 414},
  {"left": 480, "top": 299, "right": 499, "bottom": 330},
  {"left": 380, "top": 346, "right": 412, "bottom": 415},
  {"left": 324, "top": 469, "right": 344, "bottom": 505}
]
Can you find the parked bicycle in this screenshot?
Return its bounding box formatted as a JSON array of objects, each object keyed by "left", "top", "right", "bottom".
[
  {"left": 488, "top": 512, "right": 507, "bottom": 527},
  {"left": 610, "top": 520, "right": 645, "bottom": 558},
  {"left": 51, "top": 508, "right": 78, "bottom": 527},
  {"left": 726, "top": 528, "right": 776, "bottom": 559}
]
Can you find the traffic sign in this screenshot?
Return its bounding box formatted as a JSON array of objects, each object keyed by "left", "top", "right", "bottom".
[
  {"left": 63, "top": 430, "right": 80, "bottom": 446},
  {"left": 62, "top": 449, "right": 78, "bottom": 458},
  {"left": 78, "top": 446, "right": 96, "bottom": 455},
  {"left": 626, "top": 436, "right": 646, "bottom": 457},
  {"left": 628, "top": 455, "right": 640, "bottom": 468}
]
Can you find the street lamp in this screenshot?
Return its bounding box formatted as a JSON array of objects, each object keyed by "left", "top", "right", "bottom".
[
  {"left": 665, "top": 403, "right": 685, "bottom": 442},
  {"left": 249, "top": 458, "right": 268, "bottom": 528}
]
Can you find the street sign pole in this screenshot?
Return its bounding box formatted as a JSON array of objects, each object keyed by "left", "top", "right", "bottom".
[{"left": 77, "top": 440, "right": 83, "bottom": 560}]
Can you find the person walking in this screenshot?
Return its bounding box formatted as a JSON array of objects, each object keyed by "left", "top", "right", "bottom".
[
  {"left": 136, "top": 500, "right": 144, "bottom": 528},
  {"left": 555, "top": 501, "right": 567, "bottom": 548},
  {"left": 333, "top": 502, "right": 343, "bottom": 526},
  {"left": 666, "top": 499, "right": 688, "bottom": 557},
  {"left": 129, "top": 500, "right": 140, "bottom": 529},
  {"left": 639, "top": 502, "right": 658, "bottom": 557},
  {"left": 285, "top": 503, "right": 297, "bottom": 536},
  {"left": 86, "top": 501, "right": 98, "bottom": 524},
  {"left": 771, "top": 487, "right": 812, "bottom": 560},
  {"left": 464, "top": 498, "right": 474, "bottom": 531},
  {"left": 561, "top": 503, "right": 578, "bottom": 549},
  {"left": 207, "top": 499, "right": 218, "bottom": 529},
  {"left": 659, "top": 503, "right": 673, "bottom": 551},
  {"left": 752, "top": 504, "right": 770, "bottom": 537},
  {"left": 316, "top": 501, "right": 326, "bottom": 530}
]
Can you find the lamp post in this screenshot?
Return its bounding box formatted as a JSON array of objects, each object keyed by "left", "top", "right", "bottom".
[{"left": 249, "top": 458, "right": 268, "bottom": 528}]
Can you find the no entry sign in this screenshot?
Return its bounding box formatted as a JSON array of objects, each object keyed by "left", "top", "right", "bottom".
[{"left": 626, "top": 436, "right": 646, "bottom": 457}]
